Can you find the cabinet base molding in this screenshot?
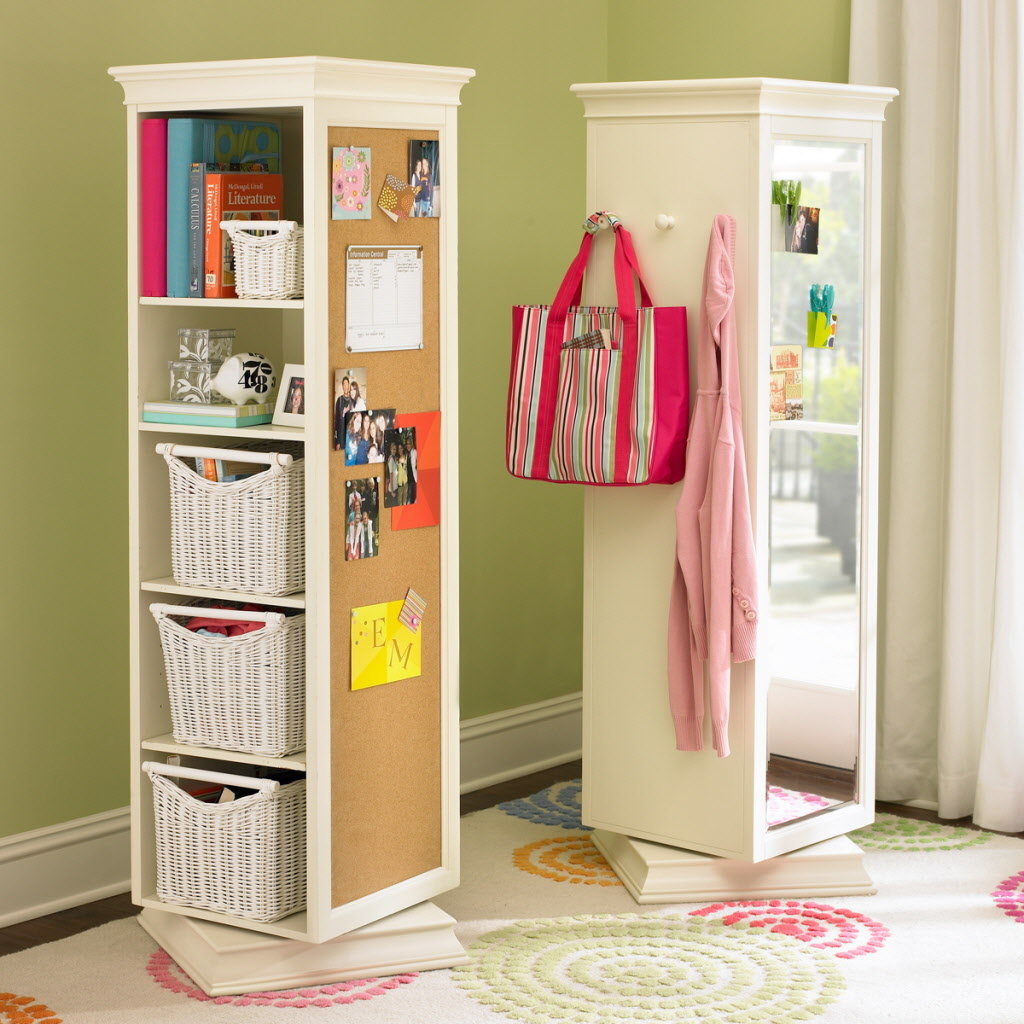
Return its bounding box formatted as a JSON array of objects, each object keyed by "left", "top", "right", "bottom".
[
  {"left": 591, "top": 830, "right": 875, "bottom": 905},
  {"left": 138, "top": 902, "right": 469, "bottom": 996}
]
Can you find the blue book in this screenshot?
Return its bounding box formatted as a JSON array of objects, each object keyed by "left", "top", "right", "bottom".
[
  {"left": 166, "top": 119, "right": 281, "bottom": 298},
  {"left": 166, "top": 120, "right": 207, "bottom": 297},
  {"left": 142, "top": 409, "right": 274, "bottom": 427}
]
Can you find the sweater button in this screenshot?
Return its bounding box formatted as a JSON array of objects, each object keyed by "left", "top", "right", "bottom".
[
  {"left": 732, "top": 587, "right": 740, "bottom": 596},
  {"left": 739, "top": 599, "right": 750, "bottom": 609},
  {"left": 745, "top": 610, "right": 757, "bottom": 621}
]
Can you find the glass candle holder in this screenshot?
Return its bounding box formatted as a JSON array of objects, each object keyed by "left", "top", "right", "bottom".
[
  {"left": 168, "top": 360, "right": 229, "bottom": 403},
  {"left": 177, "top": 328, "right": 235, "bottom": 362}
]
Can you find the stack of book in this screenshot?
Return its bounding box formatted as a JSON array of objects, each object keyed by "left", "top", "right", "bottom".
[
  {"left": 143, "top": 401, "right": 275, "bottom": 428},
  {"left": 140, "top": 117, "right": 284, "bottom": 299}
]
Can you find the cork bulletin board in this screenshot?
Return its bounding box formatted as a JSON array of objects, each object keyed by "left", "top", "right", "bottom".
[{"left": 327, "top": 126, "right": 442, "bottom": 907}]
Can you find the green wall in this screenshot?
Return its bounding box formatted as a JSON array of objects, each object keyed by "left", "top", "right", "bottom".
[
  {"left": 607, "top": 0, "right": 850, "bottom": 83},
  {"left": 0, "top": 0, "right": 848, "bottom": 838}
]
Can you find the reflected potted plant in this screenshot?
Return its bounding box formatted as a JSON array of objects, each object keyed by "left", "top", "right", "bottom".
[{"left": 814, "top": 354, "right": 860, "bottom": 579}]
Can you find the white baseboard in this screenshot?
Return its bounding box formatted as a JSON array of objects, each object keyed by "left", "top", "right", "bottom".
[
  {"left": 0, "top": 694, "right": 583, "bottom": 929},
  {"left": 0, "top": 807, "right": 131, "bottom": 929},
  {"left": 459, "top": 691, "right": 582, "bottom": 794}
]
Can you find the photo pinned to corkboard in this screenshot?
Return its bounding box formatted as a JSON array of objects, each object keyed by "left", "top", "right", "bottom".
[
  {"left": 344, "top": 478, "right": 380, "bottom": 561},
  {"left": 333, "top": 367, "right": 369, "bottom": 451},
  {"left": 392, "top": 411, "right": 441, "bottom": 530},
  {"left": 408, "top": 139, "right": 440, "bottom": 218},
  {"left": 383, "top": 426, "right": 417, "bottom": 508},
  {"left": 344, "top": 408, "right": 395, "bottom": 466}
]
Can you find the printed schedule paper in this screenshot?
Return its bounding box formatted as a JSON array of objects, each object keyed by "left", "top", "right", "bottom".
[{"left": 345, "top": 245, "right": 423, "bottom": 352}]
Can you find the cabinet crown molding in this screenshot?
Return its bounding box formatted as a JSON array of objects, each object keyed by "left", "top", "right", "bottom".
[{"left": 572, "top": 77, "right": 897, "bottom": 122}]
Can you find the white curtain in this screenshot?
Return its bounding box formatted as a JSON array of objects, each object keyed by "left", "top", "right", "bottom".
[{"left": 850, "top": 0, "right": 1024, "bottom": 832}]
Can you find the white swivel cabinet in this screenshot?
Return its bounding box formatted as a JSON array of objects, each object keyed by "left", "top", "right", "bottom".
[
  {"left": 110, "top": 57, "right": 474, "bottom": 993},
  {"left": 572, "top": 79, "right": 896, "bottom": 899}
]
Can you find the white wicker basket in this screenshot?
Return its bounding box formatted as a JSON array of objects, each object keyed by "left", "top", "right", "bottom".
[
  {"left": 157, "top": 443, "right": 305, "bottom": 597},
  {"left": 221, "top": 220, "right": 303, "bottom": 300},
  {"left": 143, "top": 761, "right": 306, "bottom": 923},
  {"left": 151, "top": 604, "right": 306, "bottom": 757}
]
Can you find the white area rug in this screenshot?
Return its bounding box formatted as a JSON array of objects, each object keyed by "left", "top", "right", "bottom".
[{"left": 3, "top": 779, "right": 1024, "bottom": 1023}]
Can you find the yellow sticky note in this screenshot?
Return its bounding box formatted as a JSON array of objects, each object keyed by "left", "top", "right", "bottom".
[{"left": 350, "top": 600, "right": 422, "bottom": 690}]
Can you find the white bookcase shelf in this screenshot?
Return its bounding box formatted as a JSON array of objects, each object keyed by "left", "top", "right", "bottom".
[
  {"left": 140, "top": 735, "right": 308, "bottom": 771},
  {"left": 112, "top": 56, "right": 474, "bottom": 992},
  {"left": 140, "top": 297, "right": 305, "bottom": 310},
  {"left": 137, "top": 423, "right": 305, "bottom": 441},
  {"left": 139, "top": 577, "right": 307, "bottom": 609}
]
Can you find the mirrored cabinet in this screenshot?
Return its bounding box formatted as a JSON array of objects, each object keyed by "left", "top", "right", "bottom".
[{"left": 574, "top": 78, "right": 896, "bottom": 895}]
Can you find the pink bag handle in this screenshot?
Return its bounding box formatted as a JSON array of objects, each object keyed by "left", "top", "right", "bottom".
[
  {"left": 551, "top": 224, "right": 654, "bottom": 319},
  {"left": 530, "top": 220, "right": 655, "bottom": 479}
]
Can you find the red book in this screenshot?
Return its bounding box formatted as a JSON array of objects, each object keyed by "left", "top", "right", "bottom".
[
  {"left": 203, "top": 171, "right": 283, "bottom": 298},
  {"left": 140, "top": 118, "right": 168, "bottom": 296}
]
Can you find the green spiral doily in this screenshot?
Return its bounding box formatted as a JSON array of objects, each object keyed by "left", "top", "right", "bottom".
[
  {"left": 851, "top": 812, "right": 992, "bottom": 851},
  {"left": 455, "top": 912, "right": 844, "bottom": 1023}
]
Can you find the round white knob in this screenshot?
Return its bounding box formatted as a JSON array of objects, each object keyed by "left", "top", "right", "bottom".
[{"left": 654, "top": 214, "right": 676, "bottom": 231}]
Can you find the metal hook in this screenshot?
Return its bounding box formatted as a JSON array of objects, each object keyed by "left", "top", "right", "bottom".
[{"left": 583, "top": 211, "right": 622, "bottom": 234}]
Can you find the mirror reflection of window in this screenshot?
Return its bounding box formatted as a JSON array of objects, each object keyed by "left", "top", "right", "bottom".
[{"left": 766, "top": 140, "right": 866, "bottom": 829}]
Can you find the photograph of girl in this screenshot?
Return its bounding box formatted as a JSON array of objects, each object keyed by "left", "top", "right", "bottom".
[
  {"left": 333, "top": 367, "right": 368, "bottom": 450},
  {"left": 345, "top": 408, "right": 395, "bottom": 466},
  {"left": 383, "top": 426, "right": 417, "bottom": 508},
  {"left": 344, "top": 478, "right": 380, "bottom": 560},
  {"left": 409, "top": 139, "right": 439, "bottom": 218},
  {"left": 789, "top": 205, "right": 820, "bottom": 254}
]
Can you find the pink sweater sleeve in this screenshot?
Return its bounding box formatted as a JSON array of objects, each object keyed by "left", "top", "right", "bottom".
[
  {"left": 666, "top": 214, "right": 757, "bottom": 758},
  {"left": 667, "top": 561, "right": 705, "bottom": 750},
  {"left": 701, "top": 423, "right": 737, "bottom": 757},
  {"left": 730, "top": 427, "right": 758, "bottom": 664}
]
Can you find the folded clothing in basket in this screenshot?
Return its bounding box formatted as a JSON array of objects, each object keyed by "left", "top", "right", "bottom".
[{"left": 186, "top": 604, "right": 265, "bottom": 636}]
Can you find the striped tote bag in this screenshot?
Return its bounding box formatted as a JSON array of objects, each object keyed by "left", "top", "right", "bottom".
[{"left": 506, "top": 219, "right": 689, "bottom": 485}]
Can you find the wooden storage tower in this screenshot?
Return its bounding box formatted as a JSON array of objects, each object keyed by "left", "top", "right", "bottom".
[
  {"left": 574, "top": 79, "right": 895, "bottom": 898},
  {"left": 111, "top": 57, "right": 474, "bottom": 994}
]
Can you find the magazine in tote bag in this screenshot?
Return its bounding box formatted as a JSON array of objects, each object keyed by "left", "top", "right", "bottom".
[{"left": 506, "top": 214, "right": 689, "bottom": 485}]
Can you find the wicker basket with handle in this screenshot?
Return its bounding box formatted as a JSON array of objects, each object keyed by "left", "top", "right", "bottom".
[
  {"left": 221, "top": 220, "right": 303, "bottom": 300},
  {"left": 143, "top": 761, "right": 306, "bottom": 923},
  {"left": 150, "top": 603, "right": 306, "bottom": 757},
  {"left": 156, "top": 442, "right": 305, "bottom": 597}
]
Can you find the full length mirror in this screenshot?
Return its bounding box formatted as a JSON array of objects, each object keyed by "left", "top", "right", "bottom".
[{"left": 766, "top": 139, "right": 866, "bottom": 829}]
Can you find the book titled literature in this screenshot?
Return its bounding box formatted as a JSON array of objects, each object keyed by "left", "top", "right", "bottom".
[{"left": 203, "top": 172, "right": 284, "bottom": 298}]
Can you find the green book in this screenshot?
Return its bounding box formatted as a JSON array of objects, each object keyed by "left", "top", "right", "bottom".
[{"left": 143, "top": 406, "right": 274, "bottom": 427}]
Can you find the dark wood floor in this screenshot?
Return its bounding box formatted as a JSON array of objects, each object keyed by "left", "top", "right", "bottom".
[
  {"left": 3, "top": 756, "right": 1018, "bottom": 958},
  {"left": 0, "top": 760, "right": 585, "bottom": 957}
]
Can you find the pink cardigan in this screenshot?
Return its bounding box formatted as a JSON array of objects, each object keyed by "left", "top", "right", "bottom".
[{"left": 667, "top": 214, "right": 757, "bottom": 757}]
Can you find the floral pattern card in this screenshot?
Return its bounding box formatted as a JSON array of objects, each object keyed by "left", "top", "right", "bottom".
[{"left": 332, "top": 146, "right": 371, "bottom": 220}]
